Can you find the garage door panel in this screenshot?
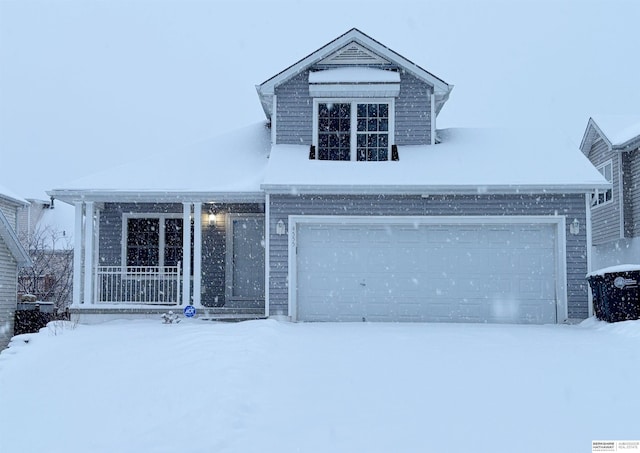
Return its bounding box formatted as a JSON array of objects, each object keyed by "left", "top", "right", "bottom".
[{"left": 296, "top": 221, "right": 558, "bottom": 324}]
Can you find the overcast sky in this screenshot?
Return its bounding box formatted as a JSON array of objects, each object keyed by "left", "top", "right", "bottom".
[{"left": 1, "top": 0, "right": 639, "bottom": 199}]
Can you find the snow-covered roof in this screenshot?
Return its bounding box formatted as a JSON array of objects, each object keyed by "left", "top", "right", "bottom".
[
  {"left": 25, "top": 200, "right": 75, "bottom": 249},
  {"left": 580, "top": 115, "right": 640, "bottom": 154},
  {"left": 262, "top": 128, "right": 609, "bottom": 194},
  {"left": 0, "top": 184, "right": 29, "bottom": 206},
  {"left": 591, "top": 115, "right": 640, "bottom": 147},
  {"left": 50, "top": 125, "right": 607, "bottom": 202},
  {"left": 49, "top": 122, "right": 271, "bottom": 203}
]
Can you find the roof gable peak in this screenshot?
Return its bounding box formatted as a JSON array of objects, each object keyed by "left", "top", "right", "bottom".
[
  {"left": 256, "top": 28, "right": 452, "bottom": 121},
  {"left": 318, "top": 41, "right": 391, "bottom": 66}
]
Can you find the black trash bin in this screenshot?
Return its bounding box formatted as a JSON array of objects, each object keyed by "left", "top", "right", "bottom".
[
  {"left": 586, "top": 266, "right": 640, "bottom": 322},
  {"left": 14, "top": 300, "right": 55, "bottom": 335}
]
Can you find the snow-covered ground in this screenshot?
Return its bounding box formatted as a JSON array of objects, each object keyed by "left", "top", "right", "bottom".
[{"left": 1, "top": 318, "right": 638, "bottom": 453}]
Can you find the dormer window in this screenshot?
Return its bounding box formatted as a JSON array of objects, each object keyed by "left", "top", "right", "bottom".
[{"left": 314, "top": 99, "right": 394, "bottom": 161}]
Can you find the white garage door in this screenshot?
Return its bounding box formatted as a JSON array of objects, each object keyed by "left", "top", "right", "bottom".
[{"left": 295, "top": 220, "right": 559, "bottom": 324}]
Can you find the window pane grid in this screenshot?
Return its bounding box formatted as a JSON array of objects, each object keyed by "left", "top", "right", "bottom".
[
  {"left": 317, "top": 101, "right": 391, "bottom": 161},
  {"left": 356, "top": 103, "right": 389, "bottom": 161},
  {"left": 127, "top": 219, "right": 160, "bottom": 267},
  {"left": 592, "top": 161, "right": 613, "bottom": 207},
  {"left": 318, "top": 103, "right": 351, "bottom": 161},
  {"left": 126, "top": 217, "right": 184, "bottom": 267}
]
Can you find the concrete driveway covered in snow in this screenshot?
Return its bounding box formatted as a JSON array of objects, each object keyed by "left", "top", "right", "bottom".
[{"left": 0, "top": 318, "right": 638, "bottom": 453}]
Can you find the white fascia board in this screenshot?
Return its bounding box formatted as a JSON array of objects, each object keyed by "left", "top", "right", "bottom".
[
  {"left": 0, "top": 193, "right": 29, "bottom": 207},
  {"left": 257, "top": 29, "right": 452, "bottom": 118},
  {"left": 308, "top": 83, "right": 400, "bottom": 98},
  {"left": 261, "top": 184, "right": 610, "bottom": 196},
  {"left": 47, "top": 190, "right": 266, "bottom": 205},
  {"left": 0, "top": 210, "right": 32, "bottom": 267}
]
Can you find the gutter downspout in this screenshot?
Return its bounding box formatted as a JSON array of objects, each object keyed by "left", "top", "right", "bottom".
[{"left": 430, "top": 93, "right": 436, "bottom": 145}]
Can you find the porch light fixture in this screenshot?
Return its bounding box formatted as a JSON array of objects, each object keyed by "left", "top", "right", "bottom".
[
  {"left": 570, "top": 218, "right": 580, "bottom": 235},
  {"left": 208, "top": 212, "right": 217, "bottom": 225},
  {"left": 276, "top": 219, "right": 286, "bottom": 235}
]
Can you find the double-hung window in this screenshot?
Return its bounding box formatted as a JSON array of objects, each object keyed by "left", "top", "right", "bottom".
[
  {"left": 124, "top": 215, "right": 183, "bottom": 268},
  {"left": 315, "top": 99, "right": 393, "bottom": 161},
  {"left": 592, "top": 160, "right": 613, "bottom": 207}
]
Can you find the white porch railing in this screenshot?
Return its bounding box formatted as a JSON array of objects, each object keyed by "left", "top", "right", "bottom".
[{"left": 95, "top": 264, "right": 181, "bottom": 305}]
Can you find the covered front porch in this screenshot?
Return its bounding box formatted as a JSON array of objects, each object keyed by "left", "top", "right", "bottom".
[{"left": 70, "top": 198, "right": 267, "bottom": 321}]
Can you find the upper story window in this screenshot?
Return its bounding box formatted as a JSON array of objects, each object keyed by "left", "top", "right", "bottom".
[
  {"left": 124, "top": 214, "right": 183, "bottom": 268},
  {"left": 592, "top": 160, "right": 613, "bottom": 207},
  {"left": 314, "top": 99, "right": 393, "bottom": 161}
]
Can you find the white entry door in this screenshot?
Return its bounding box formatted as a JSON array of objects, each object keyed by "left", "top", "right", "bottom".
[{"left": 294, "top": 218, "right": 561, "bottom": 324}]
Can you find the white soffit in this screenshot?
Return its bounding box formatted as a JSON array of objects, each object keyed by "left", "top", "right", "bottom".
[{"left": 309, "top": 67, "right": 400, "bottom": 97}]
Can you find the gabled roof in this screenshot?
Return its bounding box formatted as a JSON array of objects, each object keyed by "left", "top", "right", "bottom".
[
  {"left": 255, "top": 28, "right": 453, "bottom": 120},
  {"left": 580, "top": 115, "right": 640, "bottom": 156},
  {"left": 0, "top": 185, "right": 29, "bottom": 207},
  {"left": 48, "top": 122, "right": 271, "bottom": 204},
  {"left": 0, "top": 209, "right": 31, "bottom": 267}
]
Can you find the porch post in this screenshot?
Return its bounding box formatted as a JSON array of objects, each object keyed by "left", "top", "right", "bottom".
[
  {"left": 83, "top": 201, "right": 94, "bottom": 305},
  {"left": 182, "top": 202, "right": 192, "bottom": 305},
  {"left": 193, "top": 202, "right": 203, "bottom": 308},
  {"left": 72, "top": 202, "right": 84, "bottom": 307}
]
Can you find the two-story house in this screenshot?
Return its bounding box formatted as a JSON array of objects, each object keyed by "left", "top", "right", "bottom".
[
  {"left": 0, "top": 187, "right": 32, "bottom": 349},
  {"left": 49, "top": 28, "right": 608, "bottom": 325},
  {"left": 581, "top": 116, "right": 640, "bottom": 269}
]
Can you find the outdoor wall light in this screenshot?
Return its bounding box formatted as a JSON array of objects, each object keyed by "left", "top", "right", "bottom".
[
  {"left": 276, "top": 219, "right": 286, "bottom": 235},
  {"left": 570, "top": 218, "right": 580, "bottom": 235},
  {"left": 208, "top": 212, "right": 217, "bottom": 225}
]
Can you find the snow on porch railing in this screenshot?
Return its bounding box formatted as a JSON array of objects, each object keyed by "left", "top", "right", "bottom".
[{"left": 95, "top": 264, "right": 181, "bottom": 305}]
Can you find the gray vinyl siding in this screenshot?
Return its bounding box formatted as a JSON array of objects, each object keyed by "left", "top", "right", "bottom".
[
  {"left": 0, "top": 238, "right": 18, "bottom": 350},
  {"left": 622, "top": 151, "right": 634, "bottom": 237},
  {"left": 0, "top": 199, "right": 19, "bottom": 232},
  {"left": 275, "top": 68, "right": 432, "bottom": 147},
  {"left": 625, "top": 149, "right": 640, "bottom": 237},
  {"left": 395, "top": 71, "right": 432, "bottom": 145},
  {"left": 98, "top": 202, "right": 263, "bottom": 307},
  {"left": 589, "top": 137, "right": 621, "bottom": 244},
  {"left": 268, "top": 193, "right": 590, "bottom": 319},
  {"left": 275, "top": 71, "right": 313, "bottom": 146}
]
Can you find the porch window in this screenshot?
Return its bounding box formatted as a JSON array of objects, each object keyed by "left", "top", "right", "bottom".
[
  {"left": 125, "top": 216, "right": 183, "bottom": 267},
  {"left": 315, "top": 100, "right": 393, "bottom": 161},
  {"left": 592, "top": 160, "right": 613, "bottom": 207}
]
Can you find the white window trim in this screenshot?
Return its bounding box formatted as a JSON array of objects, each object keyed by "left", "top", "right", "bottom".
[
  {"left": 591, "top": 160, "right": 613, "bottom": 208},
  {"left": 121, "top": 213, "right": 183, "bottom": 269},
  {"left": 312, "top": 98, "right": 395, "bottom": 162}
]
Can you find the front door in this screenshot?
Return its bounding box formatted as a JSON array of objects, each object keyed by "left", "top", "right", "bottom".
[{"left": 225, "top": 214, "right": 265, "bottom": 308}]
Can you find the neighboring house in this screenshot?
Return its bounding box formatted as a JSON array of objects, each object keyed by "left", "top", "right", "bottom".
[
  {"left": 0, "top": 188, "right": 32, "bottom": 349},
  {"left": 49, "top": 28, "right": 608, "bottom": 325},
  {"left": 17, "top": 198, "right": 74, "bottom": 310},
  {"left": 580, "top": 116, "right": 640, "bottom": 269}
]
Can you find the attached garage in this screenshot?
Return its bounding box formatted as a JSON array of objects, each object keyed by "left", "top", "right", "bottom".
[{"left": 289, "top": 216, "right": 567, "bottom": 324}]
